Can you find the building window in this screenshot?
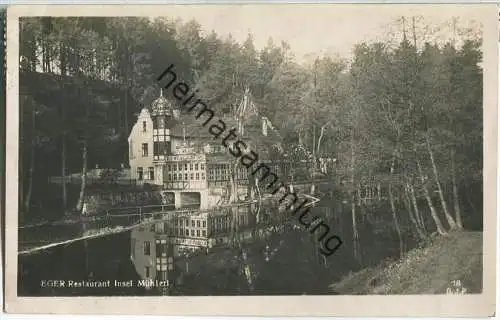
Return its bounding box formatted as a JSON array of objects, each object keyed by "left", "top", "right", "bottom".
[
  {"left": 142, "top": 121, "right": 147, "bottom": 132},
  {"left": 154, "top": 141, "right": 168, "bottom": 156},
  {"left": 190, "top": 163, "right": 193, "bottom": 170},
  {"left": 201, "top": 163, "right": 205, "bottom": 170},
  {"left": 203, "top": 221, "right": 206, "bottom": 228},
  {"left": 159, "top": 270, "right": 168, "bottom": 281},
  {"left": 155, "top": 240, "right": 162, "bottom": 256},
  {"left": 149, "top": 167, "right": 154, "bottom": 180},
  {"left": 167, "top": 164, "right": 171, "bottom": 171},
  {"left": 153, "top": 142, "right": 158, "bottom": 155},
  {"left": 184, "top": 163, "right": 188, "bottom": 171},
  {"left": 191, "top": 230, "right": 195, "bottom": 236},
  {"left": 168, "top": 174, "right": 172, "bottom": 181},
  {"left": 184, "top": 173, "right": 188, "bottom": 180},
  {"left": 196, "top": 230, "right": 200, "bottom": 237},
  {"left": 142, "top": 143, "right": 148, "bottom": 157},
  {"left": 144, "top": 241, "right": 151, "bottom": 255},
  {"left": 145, "top": 266, "right": 150, "bottom": 278},
  {"left": 137, "top": 167, "right": 143, "bottom": 180},
  {"left": 196, "top": 173, "right": 199, "bottom": 180},
  {"left": 195, "top": 163, "right": 199, "bottom": 170},
  {"left": 185, "top": 228, "right": 189, "bottom": 235},
  {"left": 191, "top": 220, "right": 195, "bottom": 227},
  {"left": 201, "top": 173, "right": 205, "bottom": 180},
  {"left": 202, "top": 230, "right": 207, "bottom": 237},
  {"left": 190, "top": 173, "right": 194, "bottom": 180},
  {"left": 196, "top": 221, "right": 200, "bottom": 228}
]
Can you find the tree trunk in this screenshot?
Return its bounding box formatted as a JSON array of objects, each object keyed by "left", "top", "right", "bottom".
[
  {"left": 350, "top": 137, "right": 360, "bottom": 263},
  {"left": 357, "top": 184, "right": 362, "bottom": 205},
  {"left": 62, "top": 133, "right": 67, "bottom": 213},
  {"left": 417, "top": 158, "right": 447, "bottom": 235},
  {"left": 60, "top": 44, "right": 67, "bottom": 76},
  {"left": 409, "top": 183, "right": 426, "bottom": 233},
  {"left": 75, "top": 139, "right": 88, "bottom": 213},
  {"left": 46, "top": 42, "right": 52, "bottom": 73},
  {"left": 465, "top": 185, "right": 478, "bottom": 217},
  {"left": 229, "top": 160, "right": 239, "bottom": 203},
  {"left": 403, "top": 183, "right": 426, "bottom": 239},
  {"left": 451, "top": 149, "right": 463, "bottom": 230},
  {"left": 389, "top": 149, "right": 403, "bottom": 258},
  {"left": 24, "top": 108, "right": 36, "bottom": 214},
  {"left": 124, "top": 89, "right": 129, "bottom": 134},
  {"left": 61, "top": 100, "right": 67, "bottom": 213},
  {"left": 29, "top": 37, "right": 37, "bottom": 71},
  {"left": 426, "top": 134, "right": 456, "bottom": 230}
]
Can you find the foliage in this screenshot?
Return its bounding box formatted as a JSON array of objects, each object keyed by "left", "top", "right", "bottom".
[{"left": 19, "top": 16, "right": 483, "bottom": 267}]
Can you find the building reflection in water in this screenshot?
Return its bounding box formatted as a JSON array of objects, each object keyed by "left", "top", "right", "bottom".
[{"left": 130, "top": 202, "right": 280, "bottom": 295}]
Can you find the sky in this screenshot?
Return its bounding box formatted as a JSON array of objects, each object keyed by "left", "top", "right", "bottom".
[{"left": 163, "top": 4, "right": 484, "bottom": 63}]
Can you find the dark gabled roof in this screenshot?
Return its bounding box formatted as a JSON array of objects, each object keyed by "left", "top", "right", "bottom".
[{"left": 143, "top": 88, "right": 283, "bottom": 156}]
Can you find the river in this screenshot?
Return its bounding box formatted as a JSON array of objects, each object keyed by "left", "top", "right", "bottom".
[{"left": 18, "top": 199, "right": 379, "bottom": 296}]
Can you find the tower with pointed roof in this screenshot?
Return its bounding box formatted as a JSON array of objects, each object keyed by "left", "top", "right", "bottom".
[{"left": 150, "top": 88, "right": 175, "bottom": 161}]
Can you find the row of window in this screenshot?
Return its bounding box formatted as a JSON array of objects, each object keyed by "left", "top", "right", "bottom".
[
  {"left": 168, "top": 172, "right": 205, "bottom": 181},
  {"left": 154, "top": 219, "right": 207, "bottom": 232},
  {"left": 137, "top": 167, "right": 154, "bottom": 180},
  {"left": 207, "top": 164, "right": 249, "bottom": 181},
  {"left": 169, "top": 228, "right": 207, "bottom": 238},
  {"left": 156, "top": 257, "right": 174, "bottom": 272},
  {"left": 166, "top": 162, "right": 205, "bottom": 172},
  {"left": 172, "top": 218, "right": 207, "bottom": 229},
  {"left": 153, "top": 116, "right": 173, "bottom": 130},
  {"left": 153, "top": 141, "right": 171, "bottom": 156},
  {"left": 132, "top": 142, "right": 174, "bottom": 158},
  {"left": 155, "top": 222, "right": 208, "bottom": 238},
  {"left": 142, "top": 117, "right": 172, "bottom": 132},
  {"left": 142, "top": 240, "right": 172, "bottom": 257},
  {"left": 140, "top": 142, "right": 174, "bottom": 157}
]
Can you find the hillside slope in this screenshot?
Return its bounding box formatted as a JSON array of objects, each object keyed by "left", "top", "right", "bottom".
[{"left": 330, "top": 231, "right": 483, "bottom": 294}]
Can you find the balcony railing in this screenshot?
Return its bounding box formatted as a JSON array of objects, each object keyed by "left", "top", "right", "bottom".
[{"left": 48, "top": 175, "right": 142, "bottom": 187}]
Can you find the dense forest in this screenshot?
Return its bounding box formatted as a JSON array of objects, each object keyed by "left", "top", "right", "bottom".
[{"left": 19, "top": 16, "right": 483, "bottom": 266}]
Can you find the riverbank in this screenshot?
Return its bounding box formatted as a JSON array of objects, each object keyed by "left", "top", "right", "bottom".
[{"left": 329, "top": 231, "right": 483, "bottom": 294}]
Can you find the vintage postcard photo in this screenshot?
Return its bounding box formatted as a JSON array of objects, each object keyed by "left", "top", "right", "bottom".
[{"left": 3, "top": 3, "right": 497, "bottom": 316}]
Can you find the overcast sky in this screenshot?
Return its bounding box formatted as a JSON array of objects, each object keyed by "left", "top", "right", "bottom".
[{"left": 164, "top": 4, "right": 483, "bottom": 62}]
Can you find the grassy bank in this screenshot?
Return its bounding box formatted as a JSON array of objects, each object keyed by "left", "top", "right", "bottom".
[{"left": 330, "top": 231, "right": 483, "bottom": 294}]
